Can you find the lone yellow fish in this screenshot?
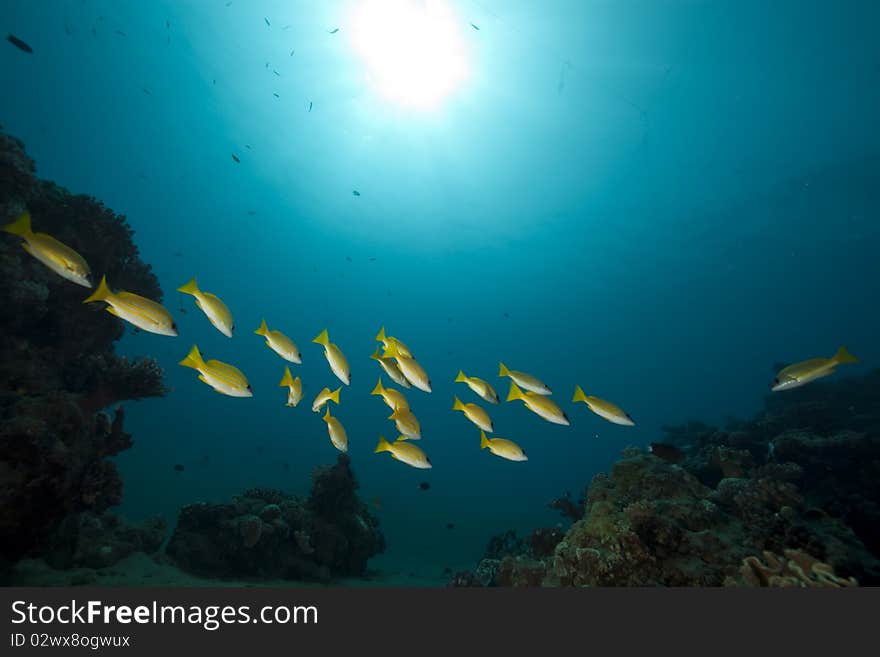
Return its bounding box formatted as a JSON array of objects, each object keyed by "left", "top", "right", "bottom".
[
  {"left": 179, "top": 345, "right": 252, "bottom": 397},
  {"left": 498, "top": 362, "right": 551, "bottom": 395},
  {"left": 255, "top": 319, "right": 301, "bottom": 363},
  {"left": 322, "top": 407, "right": 348, "bottom": 452},
  {"left": 452, "top": 396, "right": 493, "bottom": 432},
  {"left": 312, "top": 386, "right": 341, "bottom": 413},
  {"left": 371, "top": 377, "right": 410, "bottom": 411},
  {"left": 3, "top": 210, "right": 92, "bottom": 287},
  {"left": 383, "top": 342, "right": 431, "bottom": 393},
  {"left": 572, "top": 385, "right": 634, "bottom": 426},
  {"left": 375, "top": 435, "right": 432, "bottom": 469},
  {"left": 279, "top": 367, "right": 302, "bottom": 407},
  {"left": 312, "top": 328, "right": 350, "bottom": 385},
  {"left": 370, "top": 346, "right": 411, "bottom": 388},
  {"left": 83, "top": 275, "right": 177, "bottom": 336},
  {"left": 506, "top": 382, "right": 569, "bottom": 426},
  {"left": 771, "top": 346, "right": 858, "bottom": 392},
  {"left": 454, "top": 370, "right": 499, "bottom": 404},
  {"left": 480, "top": 430, "right": 528, "bottom": 462},
  {"left": 376, "top": 326, "right": 413, "bottom": 358},
  {"left": 177, "top": 277, "right": 234, "bottom": 337}
]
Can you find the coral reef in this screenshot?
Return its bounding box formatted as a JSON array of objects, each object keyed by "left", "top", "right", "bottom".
[
  {"left": 0, "top": 127, "right": 167, "bottom": 576},
  {"left": 166, "top": 454, "right": 385, "bottom": 581},
  {"left": 453, "top": 368, "right": 880, "bottom": 586}
]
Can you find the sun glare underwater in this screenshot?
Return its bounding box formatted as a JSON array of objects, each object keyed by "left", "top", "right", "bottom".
[{"left": 0, "top": 0, "right": 879, "bottom": 587}]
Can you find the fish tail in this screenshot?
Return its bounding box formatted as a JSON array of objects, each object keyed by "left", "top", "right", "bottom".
[
  {"left": 480, "top": 430, "right": 490, "bottom": 449},
  {"left": 279, "top": 367, "right": 293, "bottom": 387},
  {"left": 833, "top": 346, "right": 858, "bottom": 364},
  {"left": 2, "top": 210, "right": 33, "bottom": 237},
  {"left": 375, "top": 326, "right": 386, "bottom": 343},
  {"left": 179, "top": 344, "right": 205, "bottom": 370},
  {"left": 388, "top": 408, "right": 400, "bottom": 420},
  {"left": 572, "top": 385, "right": 588, "bottom": 403},
  {"left": 375, "top": 436, "right": 392, "bottom": 453},
  {"left": 452, "top": 396, "right": 465, "bottom": 411},
  {"left": 382, "top": 342, "right": 400, "bottom": 359},
  {"left": 371, "top": 378, "right": 385, "bottom": 396},
  {"left": 329, "top": 387, "right": 341, "bottom": 405},
  {"left": 82, "top": 275, "right": 111, "bottom": 304},
  {"left": 255, "top": 318, "right": 269, "bottom": 336},
  {"left": 312, "top": 328, "right": 329, "bottom": 346},
  {"left": 323, "top": 407, "right": 331, "bottom": 422},
  {"left": 370, "top": 346, "right": 382, "bottom": 361},
  {"left": 455, "top": 370, "right": 467, "bottom": 383},
  {"left": 506, "top": 382, "right": 524, "bottom": 402},
  {"left": 176, "top": 277, "right": 200, "bottom": 296},
  {"left": 498, "top": 362, "right": 510, "bottom": 377}
]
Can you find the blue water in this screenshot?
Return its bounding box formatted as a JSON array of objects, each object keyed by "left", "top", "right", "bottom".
[{"left": 2, "top": 0, "right": 879, "bottom": 578}]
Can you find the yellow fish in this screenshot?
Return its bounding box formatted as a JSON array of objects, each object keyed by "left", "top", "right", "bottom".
[
  {"left": 389, "top": 407, "right": 421, "bottom": 440},
  {"left": 452, "top": 396, "right": 493, "bottom": 432},
  {"left": 371, "top": 377, "right": 410, "bottom": 411},
  {"left": 498, "top": 362, "right": 551, "bottom": 395},
  {"left": 375, "top": 435, "right": 432, "bottom": 469},
  {"left": 771, "top": 346, "right": 859, "bottom": 392},
  {"left": 83, "top": 275, "right": 177, "bottom": 336},
  {"left": 480, "top": 430, "right": 528, "bottom": 462},
  {"left": 255, "top": 319, "right": 301, "bottom": 363},
  {"left": 370, "top": 346, "right": 411, "bottom": 388},
  {"left": 179, "top": 345, "right": 252, "bottom": 397},
  {"left": 3, "top": 210, "right": 92, "bottom": 287},
  {"left": 279, "top": 367, "right": 302, "bottom": 407},
  {"left": 177, "top": 277, "right": 234, "bottom": 337},
  {"left": 322, "top": 407, "right": 348, "bottom": 452},
  {"left": 376, "top": 326, "right": 413, "bottom": 358},
  {"left": 312, "top": 328, "right": 350, "bottom": 385},
  {"left": 312, "top": 386, "right": 341, "bottom": 413},
  {"left": 506, "top": 382, "right": 569, "bottom": 426},
  {"left": 572, "top": 385, "right": 634, "bottom": 426},
  {"left": 383, "top": 342, "right": 431, "bottom": 393},
  {"left": 454, "top": 370, "right": 499, "bottom": 404}
]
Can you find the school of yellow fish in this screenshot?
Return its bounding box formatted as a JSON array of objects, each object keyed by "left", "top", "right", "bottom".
[{"left": 2, "top": 210, "right": 863, "bottom": 469}]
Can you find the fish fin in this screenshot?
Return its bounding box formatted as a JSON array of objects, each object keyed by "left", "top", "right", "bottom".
[
  {"left": 480, "top": 430, "right": 490, "bottom": 449},
  {"left": 376, "top": 326, "right": 386, "bottom": 343},
  {"left": 383, "top": 342, "right": 400, "bottom": 359},
  {"left": 375, "top": 436, "right": 392, "bottom": 453},
  {"left": 389, "top": 408, "right": 401, "bottom": 420},
  {"left": 452, "top": 396, "right": 465, "bottom": 411},
  {"left": 176, "top": 277, "right": 199, "bottom": 295},
  {"left": 455, "top": 370, "right": 467, "bottom": 383},
  {"left": 833, "top": 346, "right": 858, "bottom": 364},
  {"left": 83, "top": 275, "right": 111, "bottom": 304},
  {"left": 2, "top": 210, "right": 33, "bottom": 237},
  {"left": 279, "top": 367, "right": 293, "bottom": 387},
  {"left": 371, "top": 378, "right": 384, "bottom": 396},
  {"left": 572, "top": 385, "right": 587, "bottom": 403},
  {"left": 323, "top": 407, "right": 331, "bottom": 422},
  {"left": 255, "top": 318, "right": 269, "bottom": 336},
  {"left": 105, "top": 306, "right": 121, "bottom": 317},
  {"left": 329, "top": 387, "right": 341, "bottom": 404},
  {"left": 198, "top": 375, "right": 208, "bottom": 384},
  {"left": 370, "top": 346, "right": 382, "bottom": 361},
  {"left": 312, "top": 328, "right": 329, "bottom": 346},
  {"left": 498, "top": 362, "right": 510, "bottom": 377},
  {"left": 506, "top": 382, "right": 524, "bottom": 402},
  {"left": 179, "top": 344, "right": 205, "bottom": 370}
]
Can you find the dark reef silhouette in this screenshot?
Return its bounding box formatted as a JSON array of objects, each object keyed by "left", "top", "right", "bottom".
[{"left": 451, "top": 369, "right": 880, "bottom": 587}]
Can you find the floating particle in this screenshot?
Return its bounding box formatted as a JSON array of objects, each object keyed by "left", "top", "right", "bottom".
[
  {"left": 308, "top": 101, "right": 313, "bottom": 112},
  {"left": 352, "top": 190, "right": 361, "bottom": 196},
  {"left": 264, "top": 17, "right": 271, "bottom": 27},
  {"left": 418, "top": 482, "right": 430, "bottom": 491},
  {"left": 328, "top": 28, "right": 339, "bottom": 34},
  {"left": 446, "top": 523, "right": 455, "bottom": 530},
  {"left": 231, "top": 153, "right": 240, "bottom": 163},
  {"left": 273, "top": 92, "right": 279, "bottom": 98},
  {"left": 470, "top": 22, "right": 480, "bottom": 30},
  {"left": 114, "top": 29, "right": 127, "bottom": 37},
  {"left": 173, "top": 464, "right": 185, "bottom": 472},
  {"left": 369, "top": 257, "right": 376, "bottom": 262}
]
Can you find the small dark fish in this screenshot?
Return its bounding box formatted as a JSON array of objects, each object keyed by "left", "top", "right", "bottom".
[
  {"left": 446, "top": 523, "right": 455, "bottom": 530},
  {"left": 178, "top": 308, "right": 187, "bottom": 315},
  {"left": 212, "top": 78, "right": 216, "bottom": 85},
  {"left": 265, "top": 62, "right": 269, "bottom": 68},
  {"left": 282, "top": 462, "right": 290, "bottom": 471},
  {"left": 225, "top": 1, "right": 232, "bottom": 6},
  {"left": 244, "top": 144, "right": 251, "bottom": 149},
  {"left": 290, "top": 49, "right": 295, "bottom": 56},
  {"left": 308, "top": 101, "right": 313, "bottom": 112},
  {"left": 352, "top": 190, "right": 361, "bottom": 197},
  {"left": 173, "top": 464, "right": 185, "bottom": 472},
  {"left": 231, "top": 153, "right": 240, "bottom": 163},
  {"left": 418, "top": 482, "right": 430, "bottom": 491},
  {"left": 142, "top": 87, "right": 151, "bottom": 95},
  {"left": 648, "top": 442, "right": 685, "bottom": 464},
  {"left": 345, "top": 256, "right": 352, "bottom": 262},
  {"left": 273, "top": 69, "right": 280, "bottom": 76},
  {"left": 114, "top": 29, "right": 127, "bottom": 37},
  {"left": 273, "top": 92, "right": 279, "bottom": 98},
  {"left": 91, "top": 26, "right": 97, "bottom": 38},
  {"left": 369, "top": 257, "right": 376, "bottom": 262},
  {"left": 247, "top": 210, "right": 256, "bottom": 216},
  {"left": 470, "top": 22, "right": 480, "bottom": 31},
  {"left": 328, "top": 28, "right": 339, "bottom": 34},
  {"left": 166, "top": 19, "right": 170, "bottom": 30},
  {"left": 264, "top": 17, "right": 271, "bottom": 27},
  {"left": 7, "top": 34, "right": 34, "bottom": 53},
  {"left": 503, "top": 312, "right": 510, "bottom": 318}
]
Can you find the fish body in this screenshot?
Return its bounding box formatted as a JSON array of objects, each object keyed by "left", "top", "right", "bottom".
[
  {"left": 312, "top": 328, "right": 350, "bottom": 385},
  {"left": 371, "top": 378, "right": 410, "bottom": 411},
  {"left": 3, "top": 211, "right": 92, "bottom": 287},
  {"left": 84, "top": 275, "right": 177, "bottom": 336},
  {"left": 322, "top": 408, "right": 348, "bottom": 452},
  {"left": 383, "top": 342, "right": 431, "bottom": 393},
  {"left": 572, "top": 385, "right": 634, "bottom": 426},
  {"left": 649, "top": 442, "right": 684, "bottom": 463},
  {"left": 177, "top": 277, "right": 234, "bottom": 337},
  {"left": 279, "top": 367, "right": 302, "bottom": 407},
  {"left": 312, "top": 386, "right": 341, "bottom": 413},
  {"left": 498, "top": 362, "right": 551, "bottom": 395},
  {"left": 481, "top": 430, "right": 527, "bottom": 462},
  {"left": 771, "top": 346, "right": 858, "bottom": 392},
  {"left": 376, "top": 326, "right": 413, "bottom": 358},
  {"left": 506, "top": 382, "right": 569, "bottom": 426},
  {"left": 454, "top": 370, "right": 499, "bottom": 404},
  {"left": 452, "top": 396, "right": 493, "bottom": 432},
  {"left": 255, "top": 319, "right": 301, "bottom": 363},
  {"left": 375, "top": 436, "right": 432, "bottom": 469},
  {"left": 7, "top": 34, "right": 33, "bottom": 53},
  {"left": 390, "top": 407, "right": 421, "bottom": 440},
  {"left": 179, "top": 345, "right": 252, "bottom": 397},
  {"left": 370, "top": 346, "right": 411, "bottom": 388}
]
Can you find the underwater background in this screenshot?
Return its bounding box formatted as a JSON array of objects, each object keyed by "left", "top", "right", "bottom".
[{"left": 1, "top": 0, "right": 879, "bottom": 584}]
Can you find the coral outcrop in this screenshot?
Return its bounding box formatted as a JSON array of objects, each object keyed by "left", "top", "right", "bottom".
[
  {"left": 0, "top": 127, "right": 167, "bottom": 576},
  {"left": 166, "top": 454, "right": 385, "bottom": 581}
]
